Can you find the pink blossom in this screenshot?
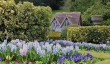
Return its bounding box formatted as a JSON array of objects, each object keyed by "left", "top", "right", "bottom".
[{"left": 20, "top": 44, "right": 28, "bottom": 56}]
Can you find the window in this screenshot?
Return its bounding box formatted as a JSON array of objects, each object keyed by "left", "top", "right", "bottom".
[{"left": 67, "top": 21, "right": 70, "bottom": 25}]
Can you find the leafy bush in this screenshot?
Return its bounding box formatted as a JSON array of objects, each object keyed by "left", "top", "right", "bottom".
[
  {"left": 61, "top": 28, "right": 67, "bottom": 39},
  {"left": 48, "top": 32, "right": 61, "bottom": 40},
  {"left": 102, "top": 4, "right": 110, "bottom": 25},
  {"left": 102, "top": 19, "right": 110, "bottom": 25},
  {"left": 0, "top": 0, "right": 52, "bottom": 41},
  {"left": 82, "top": 1, "right": 110, "bottom": 25},
  {"left": 70, "top": 0, "right": 96, "bottom": 13},
  {"left": 14, "top": 0, "right": 64, "bottom": 10},
  {"left": 67, "top": 26, "right": 110, "bottom": 43},
  {"left": 61, "top": 24, "right": 80, "bottom": 39}
]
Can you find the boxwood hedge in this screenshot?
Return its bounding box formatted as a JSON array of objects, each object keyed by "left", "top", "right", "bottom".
[{"left": 67, "top": 26, "right": 110, "bottom": 43}]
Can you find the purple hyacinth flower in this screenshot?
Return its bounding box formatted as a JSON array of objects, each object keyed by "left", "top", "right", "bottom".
[
  {"left": 58, "top": 56, "right": 65, "bottom": 64},
  {"left": 0, "top": 57, "right": 2, "bottom": 61},
  {"left": 26, "top": 62, "right": 28, "bottom": 64},
  {"left": 72, "top": 54, "right": 81, "bottom": 63},
  {"left": 81, "top": 55, "right": 88, "bottom": 60},
  {"left": 65, "top": 56, "right": 72, "bottom": 61},
  {"left": 86, "top": 53, "right": 93, "bottom": 59},
  {"left": 49, "top": 39, "right": 53, "bottom": 44}
]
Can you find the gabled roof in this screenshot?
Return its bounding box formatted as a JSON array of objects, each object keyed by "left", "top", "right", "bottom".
[
  {"left": 52, "top": 12, "right": 81, "bottom": 26},
  {"left": 55, "top": 16, "right": 65, "bottom": 24}
]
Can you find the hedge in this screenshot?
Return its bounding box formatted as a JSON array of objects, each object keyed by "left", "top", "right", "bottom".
[
  {"left": 67, "top": 26, "right": 110, "bottom": 43},
  {"left": 48, "top": 32, "right": 61, "bottom": 40},
  {"left": 61, "top": 24, "right": 80, "bottom": 39},
  {"left": 0, "top": 0, "right": 52, "bottom": 41}
]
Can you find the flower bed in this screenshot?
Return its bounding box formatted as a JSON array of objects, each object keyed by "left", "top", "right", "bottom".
[
  {"left": 51, "top": 40, "right": 110, "bottom": 52},
  {"left": 0, "top": 39, "right": 102, "bottom": 64}
]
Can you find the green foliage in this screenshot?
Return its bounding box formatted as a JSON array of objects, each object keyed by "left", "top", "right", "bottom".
[
  {"left": 61, "top": 24, "right": 80, "bottom": 39},
  {"left": 82, "top": 1, "right": 110, "bottom": 25},
  {"left": 70, "top": 0, "right": 96, "bottom": 13},
  {"left": 64, "top": 59, "right": 75, "bottom": 64},
  {"left": 102, "top": 19, "right": 110, "bottom": 25},
  {"left": 63, "top": 0, "right": 71, "bottom": 9},
  {"left": 0, "top": 0, "right": 52, "bottom": 41},
  {"left": 61, "top": 28, "right": 67, "bottom": 39},
  {"left": 14, "top": 0, "right": 64, "bottom": 10},
  {"left": 67, "top": 26, "right": 110, "bottom": 43},
  {"left": 96, "top": 59, "right": 110, "bottom": 64},
  {"left": 48, "top": 32, "right": 61, "bottom": 40},
  {"left": 80, "top": 50, "right": 110, "bottom": 59}
]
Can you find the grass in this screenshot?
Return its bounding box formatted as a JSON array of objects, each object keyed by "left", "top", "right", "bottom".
[
  {"left": 52, "top": 9, "right": 70, "bottom": 15},
  {"left": 80, "top": 50, "right": 110, "bottom": 64},
  {"left": 80, "top": 50, "right": 110, "bottom": 59},
  {"left": 95, "top": 59, "right": 110, "bottom": 64}
]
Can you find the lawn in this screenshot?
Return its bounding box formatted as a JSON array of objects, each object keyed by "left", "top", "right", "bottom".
[
  {"left": 80, "top": 50, "right": 110, "bottom": 64},
  {"left": 80, "top": 50, "right": 110, "bottom": 59},
  {"left": 96, "top": 59, "right": 110, "bottom": 64},
  {"left": 52, "top": 9, "right": 70, "bottom": 15}
]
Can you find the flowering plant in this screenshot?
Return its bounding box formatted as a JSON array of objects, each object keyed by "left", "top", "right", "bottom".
[
  {"left": 0, "top": 39, "right": 100, "bottom": 64},
  {"left": 15, "top": 44, "right": 27, "bottom": 62}
]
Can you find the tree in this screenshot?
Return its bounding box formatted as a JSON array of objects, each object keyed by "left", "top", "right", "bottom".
[
  {"left": 70, "top": 0, "right": 96, "bottom": 13},
  {"left": 82, "top": 1, "right": 110, "bottom": 25},
  {"left": 14, "top": 0, "right": 64, "bottom": 10}
]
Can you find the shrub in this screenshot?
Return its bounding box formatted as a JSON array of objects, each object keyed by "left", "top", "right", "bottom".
[
  {"left": 14, "top": 0, "right": 64, "bottom": 10},
  {"left": 61, "top": 24, "right": 80, "bottom": 39},
  {"left": 70, "top": 0, "right": 96, "bottom": 13},
  {"left": 61, "top": 28, "right": 67, "bottom": 39},
  {"left": 102, "top": 19, "right": 110, "bottom": 25},
  {"left": 67, "top": 26, "right": 110, "bottom": 43},
  {"left": 48, "top": 32, "right": 61, "bottom": 40},
  {"left": 0, "top": 0, "right": 52, "bottom": 41},
  {"left": 82, "top": 1, "right": 110, "bottom": 25}
]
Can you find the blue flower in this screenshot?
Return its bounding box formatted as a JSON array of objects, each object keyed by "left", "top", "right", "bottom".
[
  {"left": 49, "top": 39, "right": 53, "bottom": 44},
  {"left": 65, "top": 56, "right": 72, "bottom": 61},
  {"left": 58, "top": 56, "right": 65, "bottom": 63},
  {"left": 0, "top": 57, "right": 2, "bottom": 61},
  {"left": 72, "top": 54, "right": 81, "bottom": 63},
  {"left": 81, "top": 55, "right": 88, "bottom": 60},
  {"left": 3, "top": 39, "right": 7, "bottom": 44},
  {"left": 86, "top": 53, "right": 93, "bottom": 59},
  {"left": 26, "top": 62, "right": 28, "bottom": 64}
]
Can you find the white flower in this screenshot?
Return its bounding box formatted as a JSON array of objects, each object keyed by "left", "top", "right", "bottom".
[
  {"left": 27, "top": 42, "right": 33, "bottom": 50},
  {"left": 100, "top": 44, "right": 106, "bottom": 48},
  {"left": 11, "top": 45, "right": 17, "bottom": 53},
  {"left": 16, "top": 42, "right": 23, "bottom": 48},
  {"left": 1, "top": 43, "right": 7, "bottom": 52},
  {"left": 75, "top": 46, "right": 79, "bottom": 52},
  {"left": 62, "top": 48, "right": 67, "bottom": 55},
  {"left": 66, "top": 46, "right": 74, "bottom": 53},
  {"left": 56, "top": 44, "right": 62, "bottom": 50},
  {"left": 41, "top": 42, "right": 52, "bottom": 53},
  {"left": 53, "top": 47, "right": 59, "bottom": 55},
  {"left": 53, "top": 44, "right": 62, "bottom": 55},
  {"left": 38, "top": 50, "right": 46, "bottom": 57},
  {"left": 7, "top": 43, "right": 13, "bottom": 49},
  {"left": 3, "top": 39, "right": 7, "bottom": 44}
]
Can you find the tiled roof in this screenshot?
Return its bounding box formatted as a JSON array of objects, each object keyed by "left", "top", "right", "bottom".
[{"left": 53, "top": 12, "right": 81, "bottom": 25}]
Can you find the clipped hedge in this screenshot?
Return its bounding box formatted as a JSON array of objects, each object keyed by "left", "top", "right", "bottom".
[
  {"left": 67, "top": 26, "right": 110, "bottom": 43},
  {"left": 0, "top": 0, "right": 52, "bottom": 41},
  {"left": 61, "top": 24, "right": 80, "bottom": 39},
  {"left": 48, "top": 32, "right": 61, "bottom": 40}
]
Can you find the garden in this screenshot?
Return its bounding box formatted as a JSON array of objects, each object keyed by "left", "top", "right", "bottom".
[
  {"left": 0, "top": 39, "right": 110, "bottom": 64},
  {"left": 0, "top": 0, "right": 110, "bottom": 64}
]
